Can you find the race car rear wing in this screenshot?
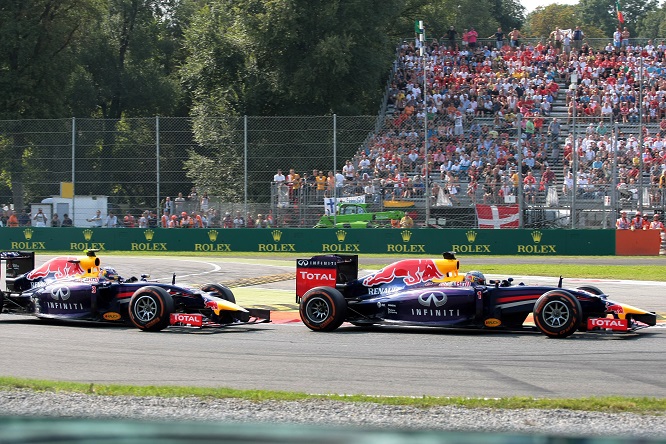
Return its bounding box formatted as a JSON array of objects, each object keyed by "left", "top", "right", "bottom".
[
  {"left": 1, "top": 251, "right": 35, "bottom": 293},
  {"left": 296, "top": 255, "right": 358, "bottom": 301}
]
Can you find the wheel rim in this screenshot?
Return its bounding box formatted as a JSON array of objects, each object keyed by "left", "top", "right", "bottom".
[
  {"left": 542, "top": 300, "right": 570, "bottom": 328},
  {"left": 305, "top": 296, "right": 330, "bottom": 324},
  {"left": 134, "top": 295, "right": 158, "bottom": 322}
]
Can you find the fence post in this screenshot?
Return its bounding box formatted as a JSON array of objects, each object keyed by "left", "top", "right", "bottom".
[
  {"left": 71, "top": 117, "right": 76, "bottom": 222},
  {"left": 156, "top": 115, "right": 160, "bottom": 215},
  {"left": 244, "top": 115, "right": 248, "bottom": 215}
]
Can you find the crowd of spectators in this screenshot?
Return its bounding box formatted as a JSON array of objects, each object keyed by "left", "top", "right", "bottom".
[{"left": 308, "top": 28, "right": 666, "bottom": 210}]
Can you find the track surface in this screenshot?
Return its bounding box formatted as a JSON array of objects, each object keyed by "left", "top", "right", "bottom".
[{"left": 1, "top": 255, "right": 665, "bottom": 398}]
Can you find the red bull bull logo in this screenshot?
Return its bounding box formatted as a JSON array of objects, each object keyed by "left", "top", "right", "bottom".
[
  {"left": 26, "top": 257, "right": 84, "bottom": 281},
  {"left": 363, "top": 259, "right": 446, "bottom": 287},
  {"left": 606, "top": 303, "right": 624, "bottom": 314},
  {"left": 205, "top": 300, "right": 220, "bottom": 310}
]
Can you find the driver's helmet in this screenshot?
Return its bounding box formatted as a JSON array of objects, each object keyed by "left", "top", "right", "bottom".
[
  {"left": 100, "top": 267, "right": 119, "bottom": 281},
  {"left": 464, "top": 270, "right": 486, "bottom": 285}
]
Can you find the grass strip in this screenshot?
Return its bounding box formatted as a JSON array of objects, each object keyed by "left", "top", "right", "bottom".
[{"left": 1, "top": 377, "right": 664, "bottom": 414}]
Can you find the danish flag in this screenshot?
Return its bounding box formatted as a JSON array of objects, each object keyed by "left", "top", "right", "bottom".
[{"left": 476, "top": 204, "right": 520, "bottom": 229}]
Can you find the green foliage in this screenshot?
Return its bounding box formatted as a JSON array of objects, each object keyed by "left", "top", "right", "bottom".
[{"left": 576, "top": 0, "right": 658, "bottom": 37}]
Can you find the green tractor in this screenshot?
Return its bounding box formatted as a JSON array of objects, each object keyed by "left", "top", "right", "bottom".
[{"left": 314, "top": 203, "right": 405, "bottom": 228}]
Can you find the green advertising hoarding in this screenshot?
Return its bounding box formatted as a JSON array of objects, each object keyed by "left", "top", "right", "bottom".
[{"left": 0, "top": 227, "right": 616, "bottom": 255}]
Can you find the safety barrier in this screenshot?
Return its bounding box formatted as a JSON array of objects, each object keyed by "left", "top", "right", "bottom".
[{"left": 0, "top": 227, "right": 632, "bottom": 255}]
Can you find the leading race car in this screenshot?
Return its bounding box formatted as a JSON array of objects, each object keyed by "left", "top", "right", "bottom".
[
  {"left": 0, "top": 250, "right": 270, "bottom": 332},
  {"left": 296, "top": 253, "right": 657, "bottom": 338}
]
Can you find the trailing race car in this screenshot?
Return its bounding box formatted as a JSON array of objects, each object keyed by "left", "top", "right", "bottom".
[
  {"left": 296, "top": 253, "right": 657, "bottom": 338},
  {"left": 0, "top": 250, "right": 269, "bottom": 332}
]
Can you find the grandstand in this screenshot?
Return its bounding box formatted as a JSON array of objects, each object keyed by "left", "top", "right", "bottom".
[{"left": 281, "top": 36, "right": 665, "bottom": 232}]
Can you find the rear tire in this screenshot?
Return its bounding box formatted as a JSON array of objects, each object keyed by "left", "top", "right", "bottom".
[
  {"left": 201, "top": 283, "right": 236, "bottom": 303},
  {"left": 534, "top": 290, "right": 581, "bottom": 338},
  {"left": 129, "top": 286, "right": 174, "bottom": 332},
  {"left": 299, "top": 286, "right": 346, "bottom": 332}
]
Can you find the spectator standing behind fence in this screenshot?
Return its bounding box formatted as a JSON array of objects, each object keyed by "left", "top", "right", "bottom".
[
  {"left": 163, "top": 196, "right": 173, "bottom": 215},
  {"left": 32, "top": 208, "right": 47, "bottom": 227},
  {"left": 138, "top": 211, "right": 148, "bottom": 228},
  {"left": 18, "top": 209, "right": 30, "bottom": 226},
  {"left": 123, "top": 211, "right": 135, "bottom": 228},
  {"left": 246, "top": 212, "right": 255, "bottom": 228},
  {"left": 174, "top": 193, "right": 185, "bottom": 215},
  {"left": 200, "top": 192, "right": 209, "bottom": 213},
  {"left": 616, "top": 211, "right": 630, "bottom": 229},
  {"left": 649, "top": 214, "right": 664, "bottom": 231},
  {"left": 51, "top": 213, "right": 61, "bottom": 227},
  {"left": 467, "top": 27, "right": 478, "bottom": 48},
  {"left": 256, "top": 214, "right": 267, "bottom": 228},
  {"left": 572, "top": 26, "right": 584, "bottom": 51},
  {"left": 87, "top": 210, "right": 102, "bottom": 227},
  {"left": 222, "top": 212, "right": 233, "bottom": 228},
  {"left": 490, "top": 27, "right": 504, "bottom": 50},
  {"left": 61, "top": 214, "right": 72, "bottom": 227},
  {"left": 8, "top": 211, "right": 19, "bottom": 227},
  {"left": 446, "top": 26, "right": 457, "bottom": 49},
  {"left": 104, "top": 212, "right": 117, "bottom": 228},
  {"left": 631, "top": 211, "right": 648, "bottom": 230},
  {"left": 161, "top": 210, "right": 169, "bottom": 228},
  {"left": 233, "top": 211, "right": 245, "bottom": 228}
]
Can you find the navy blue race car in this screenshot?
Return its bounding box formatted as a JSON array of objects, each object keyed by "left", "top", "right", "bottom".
[
  {"left": 296, "top": 253, "right": 657, "bottom": 338},
  {"left": 0, "top": 250, "right": 269, "bottom": 331}
]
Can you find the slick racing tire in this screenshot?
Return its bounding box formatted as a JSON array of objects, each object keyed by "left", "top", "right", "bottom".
[
  {"left": 129, "top": 286, "right": 174, "bottom": 332},
  {"left": 533, "top": 290, "right": 582, "bottom": 339},
  {"left": 201, "top": 283, "right": 236, "bottom": 303},
  {"left": 575, "top": 286, "right": 604, "bottom": 332},
  {"left": 300, "top": 286, "right": 346, "bottom": 332}
]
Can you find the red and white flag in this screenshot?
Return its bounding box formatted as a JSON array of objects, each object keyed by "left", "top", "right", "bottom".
[{"left": 476, "top": 204, "right": 520, "bottom": 229}]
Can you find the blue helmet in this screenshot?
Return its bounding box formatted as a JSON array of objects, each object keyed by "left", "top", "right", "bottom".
[
  {"left": 100, "top": 267, "right": 119, "bottom": 281},
  {"left": 464, "top": 270, "right": 486, "bottom": 285}
]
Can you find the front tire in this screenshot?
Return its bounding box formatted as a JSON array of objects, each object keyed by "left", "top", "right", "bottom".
[
  {"left": 201, "top": 283, "right": 236, "bottom": 303},
  {"left": 129, "top": 286, "right": 174, "bottom": 332},
  {"left": 534, "top": 290, "right": 581, "bottom": 338},
  {"left": 299, "top": 286, "right": 346, "bottom": 332}
]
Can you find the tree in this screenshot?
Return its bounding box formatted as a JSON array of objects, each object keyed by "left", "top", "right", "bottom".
[
  {"left": 576, "top": 0, "right": 658, "bottom": 37},
  {"left": 524, "top": 4, "right": 578, "bottom": 39}
]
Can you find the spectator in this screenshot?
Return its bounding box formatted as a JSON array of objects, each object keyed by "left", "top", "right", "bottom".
[
  {"left": 180, "top": 211, "right": 193, "bottom": 228},
  {"left": 8, "top": 211, "right": 19, "bottom": 227},
  {"left": 273, "top": 169, "right": 285, "bottom": 184},
  {"left": 33, "top": 208, "right": 48, "bottom": 227},
  {"left": 572, "top": 26, "right": 584, "bottom": 51},
  {"left": 161, "top": 209, "right": 169, "bottom": 228},
  {"left": 163, "top": 196, "right": 173, "bottom": 215},
  {"left": 233, "top": 211, "right": 245, "bottom": 228},
  {"left": 87, "top": 210, "right": 103, "bottom": 227},
  {"left": 649, "top": 214, "right": 664, "bottom": 231},
  {"left": 61, "top": 214, "right": 73, "bottom": 227},
  {"left": 138, "top": 211, "right": 148, "bottom": 228},
  {"left": 246, "top": 212, "right": 255, "bottom": 228},
  {"left": 104, "top": 211, "right": 118, "bottom": 228},
  {"left": 400, "top": 213, "right": 414, "bottom": 228},
  {"left": 200, "top": 192, "right": 209, "bottom": 213},
  {"left": 467, "top": 27, "right": 478, "bottom": 48},
  {"left": 256, "top": 214, "right": 268, "bottom": 228},
  {"left": 51, "top": 213, "right": 61, "bottom": 227},
  {"left": 490, "top": 27, "right": 504, "bottom": 50},
  {"left": 222, "top": 212, "right": 233, "bottom": 228},
  {"left": 18, "top": 209, "right": 30, "bottom": 227},
  {"left": 616, "top": 211, "right": 631, "bottom": 229},
  {"left": 123, "top": 211, "right": 136, "bottom": 228},
  {"left": 631, "top": 211, "right": 648, "bottom": 230},
  {"left": 174, "top": 192, "right": 185, "bottom": 214}
]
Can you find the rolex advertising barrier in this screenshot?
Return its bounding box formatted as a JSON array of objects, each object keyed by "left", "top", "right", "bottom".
[{"left": 0, "top": 227, "right": 635, "bottom": 255}]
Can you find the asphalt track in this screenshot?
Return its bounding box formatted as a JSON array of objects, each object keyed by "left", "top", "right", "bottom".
[{"left": 1, "top": 255, "right": 665, "bottom": 398}]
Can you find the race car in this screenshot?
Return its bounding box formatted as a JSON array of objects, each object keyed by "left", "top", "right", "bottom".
[
  {"left": 296, "top": 253, "right": 657, "bottom": 338},
  {"left": 0, "top": 250, "right": 270, "bottom": 331}
]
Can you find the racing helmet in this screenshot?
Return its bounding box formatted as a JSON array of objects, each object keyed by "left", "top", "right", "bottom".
[
  {"left": 100, "top": 267, "right": 119, "bottom": 281},
  {"left": 464, "top": 270, "right": 486, "bottom": 285}
]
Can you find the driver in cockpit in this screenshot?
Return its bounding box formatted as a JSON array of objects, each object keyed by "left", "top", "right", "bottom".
[{"left": 99, "top": 266, "right": 121, "bottom": 282}]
